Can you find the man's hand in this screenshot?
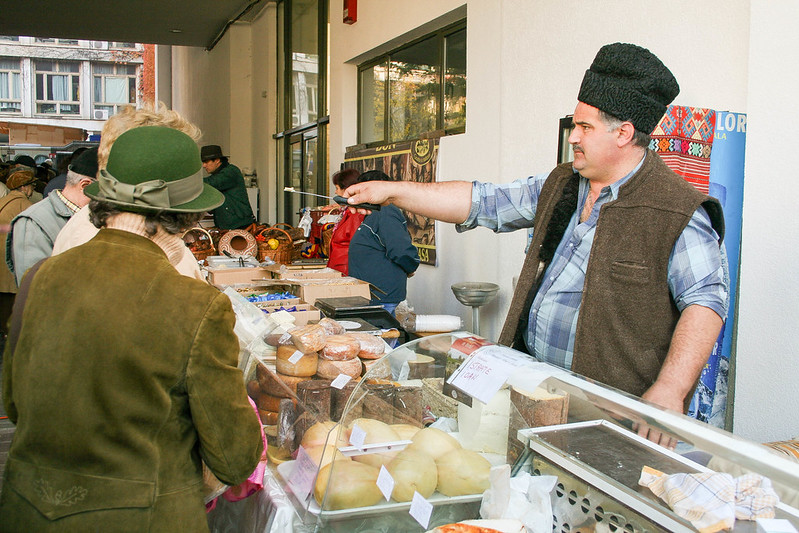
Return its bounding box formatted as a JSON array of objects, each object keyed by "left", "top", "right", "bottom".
[{"left": 341, "top": 181, "right": 393, "bottom": 215}]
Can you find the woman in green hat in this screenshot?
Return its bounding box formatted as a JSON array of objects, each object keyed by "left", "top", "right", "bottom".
[{"left": 1, "top": 126, "right": 263, "bottom": 532}]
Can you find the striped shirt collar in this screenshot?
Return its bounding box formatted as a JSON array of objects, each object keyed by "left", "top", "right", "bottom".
[{"left": 56, "top": 189, "right": 81, "bottom": 214}]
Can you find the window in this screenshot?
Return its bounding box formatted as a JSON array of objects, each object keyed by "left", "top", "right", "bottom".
[
  {"left": 35, "top": 60, "right": 80, "bottom": 115},
  {"left": 0, "top": 36, "right": 19, "bottom": 42},
  {"left": 359, "top": 22, "right": 466, "bottom": 145},
  {"left": 0, "top": 58, "right": 22, "bottom": 113},
  {"left": 110, "top": 42, "right": 137, "bottom": 49},
  {"left": 93, "top": 63, "right": 138, "bottom": 115}
]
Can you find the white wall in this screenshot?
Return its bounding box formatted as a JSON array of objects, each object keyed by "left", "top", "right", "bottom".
[
  {"left": 171, "top": 13, "right": 277, "bottom": 221},
  {"left": 734, "top": 1, "right": 799, "bottom": 442}
]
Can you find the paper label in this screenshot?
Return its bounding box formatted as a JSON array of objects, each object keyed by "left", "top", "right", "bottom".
[
  {"left": 288, "top": 350, "right": 304, "bottom": 364},
  {"left": 446, "top": 345, "right": 523, "bottom": 404},
  {"left": 330, "top": 373, "right": 351, "bottom": 389},
  {"left": 279, "top": 332, "right": 292, "bottom": 344},
  {"left": 287, "top": 446, "right": 317, "bottom": 502},
  {"left": 349, "top": 423, "right": 366, "bottom": 447},
  {"left": 409, "top": 491, "right": 433, "bottom": 529},
  {"left": 376, "top": 465, "right": 394, "bottom": 501}
]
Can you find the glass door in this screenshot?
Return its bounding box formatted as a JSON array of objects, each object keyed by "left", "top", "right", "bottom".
[{"left": 283, "top": 128, "right": 319, "bottom": 226}]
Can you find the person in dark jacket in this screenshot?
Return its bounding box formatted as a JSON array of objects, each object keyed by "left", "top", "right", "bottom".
[
  {"left": 348, "top": 170, "right": 419, "bottom": 315},
  {"left": 201, "top": 144, "right": 255, "bottom": 229}
]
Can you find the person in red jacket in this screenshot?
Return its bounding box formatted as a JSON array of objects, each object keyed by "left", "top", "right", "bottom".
[{"left": 326, "top": 168, "right": 364, "bottom": 275}]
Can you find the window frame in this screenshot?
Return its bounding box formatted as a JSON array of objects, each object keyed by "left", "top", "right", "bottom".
[
  {"left": 0, "top": 57, "right": 22, "bottom": 113},
  {"left": 357, "top": 20, "right": 466, "bottom": 147},
  {"left": 92, "top": 62, "right": 138, "bottom": 115},
  {"left": 34, "top": 60, "right": 81, "bottom": 116}
]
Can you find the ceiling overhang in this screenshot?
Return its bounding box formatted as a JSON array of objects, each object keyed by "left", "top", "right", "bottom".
[{"left": 0, "top": 0, "right": 268, "bottom": 49}]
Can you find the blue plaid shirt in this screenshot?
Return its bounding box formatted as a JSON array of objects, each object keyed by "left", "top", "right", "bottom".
[{"left": 457, "top": 155, "right": 728, "bottom": 370}]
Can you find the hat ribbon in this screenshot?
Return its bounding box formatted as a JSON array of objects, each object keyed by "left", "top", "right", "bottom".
[{"left": 98, "top": 169, "right": 203, "bottom": 208}]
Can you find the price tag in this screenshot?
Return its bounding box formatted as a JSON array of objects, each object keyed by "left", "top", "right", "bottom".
[
  {"left": 287, "top": 446, "right": 317, "bottom": 502},
  {"left": 446, "top": 346, "right": 516, "bottom": 404},
  {"left": 288, "top": 350, "right": 304, "bottom": 364},
  {"left": 330, "top": 373, "right": 351, "bottom": 389},
  {"left": 279, "top": 332, "right": 292, "bottom": 344},
  {"left": 376, "top": 465, "right": 394, "bottom": 501},
  {"left": 409, "top": 491, "right": 433, "bottom": 529},
  {"left": 349, "top": 423, "right": 366, "bottom": 447}
]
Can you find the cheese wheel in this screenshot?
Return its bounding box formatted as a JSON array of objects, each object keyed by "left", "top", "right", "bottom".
[
  {"left": 260, "top": 372, "right": 308, "bottom": 397},
  {"left": 255, "top": 392, "right": 286, "bottom": 413},
  {"left": 258, "top": 409, "right": 279, "bottom": 425},
  {"left": 246, "top": 379, "right": 263, "bottom": 400},
  {"left": 350, "top": 333, "right": 385, "bottom": 359},
  {"left": 321, "top": 335, "right": 360, "bottom": 361},
  {"left": 290, "top": 323, "right": 327, "bottom": 353},
  {"left": 276, "top": 345, "right": 318, "bottom": 377},
  {"left": 316, "top": 357, "right": 362, "bottom": 380}
]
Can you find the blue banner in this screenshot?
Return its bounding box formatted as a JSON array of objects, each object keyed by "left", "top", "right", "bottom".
[{"left": 688, "top": 111, "right": 746, "bottom": 426}]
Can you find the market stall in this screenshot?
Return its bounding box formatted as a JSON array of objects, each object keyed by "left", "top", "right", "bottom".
[{"left": 207, "top": 330, "right": 799, "bottom": 533}]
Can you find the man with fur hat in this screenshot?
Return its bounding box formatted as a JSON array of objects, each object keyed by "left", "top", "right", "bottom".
[
  {"left": 7, "top": 147, "right": 98, "bottom": 285},
  {"left": 0, "top": 168, "right": 36, "bottom": 338},
  {"left": 200, "top": 144, "right": 255, "bottom": 229},
  {"left": 344, "top": 43, "right": 727, "bottom": 429},
  {"left": 1, "top": 126, "right": 263, "bottom": 532}
]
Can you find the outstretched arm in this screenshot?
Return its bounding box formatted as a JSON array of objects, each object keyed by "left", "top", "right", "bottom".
[{"left": 343, "top": 180, "right": 473, "bottom": 223}]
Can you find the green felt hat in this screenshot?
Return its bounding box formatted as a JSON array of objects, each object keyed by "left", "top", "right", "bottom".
[{"left": 84, "top": 126, "right": 224, "bottom": 213}]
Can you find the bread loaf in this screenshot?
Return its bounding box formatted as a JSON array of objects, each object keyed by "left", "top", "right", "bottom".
[
  {"left": 321, "top": 335, "right": 360, "bottom": 361},
  {"left": 316, "top": 357, "right": 362, "bottom": 380},
  {"left": 276, "top": 345, "right": 318, "bottom": 377}
]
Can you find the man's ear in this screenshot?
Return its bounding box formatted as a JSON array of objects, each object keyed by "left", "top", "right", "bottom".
[
  {"left": 617, "top": 121, "right": 636, "bottom": 147},
  {"left": 79, "top": 178, "right": 94, "bottom": 191}
]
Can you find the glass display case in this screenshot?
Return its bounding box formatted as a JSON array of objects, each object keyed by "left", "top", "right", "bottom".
[{"left": 255, "top": 331, "right": 799, "bottom": 533}]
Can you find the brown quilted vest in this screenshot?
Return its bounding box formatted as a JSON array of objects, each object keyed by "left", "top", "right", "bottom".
[{"left": 499, "top": 151, "right": 724, "bottom": 409}]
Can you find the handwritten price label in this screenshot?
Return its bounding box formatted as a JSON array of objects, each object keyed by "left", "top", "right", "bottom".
[{"left": 447, "top": 346, "right": 518, "bottom": 404}]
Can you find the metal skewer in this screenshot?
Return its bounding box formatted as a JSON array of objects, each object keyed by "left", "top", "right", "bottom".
[{"left": 283, "top": 186, "right": 381, "bottom": 211}]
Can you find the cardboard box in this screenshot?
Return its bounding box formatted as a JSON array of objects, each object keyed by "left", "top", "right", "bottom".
[
  {"left": 206, "top": 267, "right": 274, "bottom": 286},
  {"left": 259, "top": 303, "right": 321, "bottom": 326},
  {"left": 265, "top": 264, "right": 342, "bottom": 280},
  {"left": 288, "top": 278, "right": 371, "bottom": 305}
]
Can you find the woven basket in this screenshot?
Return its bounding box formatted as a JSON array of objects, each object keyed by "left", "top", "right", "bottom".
[
  {"left": 182, "top": 226, "right": 216, "bottom": 262},
  {"left": 272, "top": 222, "right": 304, "bottom": 241},
  {"left": 257, "top": 226, "right": 294, "bottom": 264}
]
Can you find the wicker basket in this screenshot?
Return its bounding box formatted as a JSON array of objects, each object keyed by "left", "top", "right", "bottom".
[
  {"left": 182, "top": 226, "right": 216, "bottom": 262},
  {"left": 257, "top": 226, "right": 294, "bottom": 264}
]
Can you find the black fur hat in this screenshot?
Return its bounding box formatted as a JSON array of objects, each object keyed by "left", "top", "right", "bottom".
[{"left": 578, "top": 43, "right": 679, "bottom": 135}]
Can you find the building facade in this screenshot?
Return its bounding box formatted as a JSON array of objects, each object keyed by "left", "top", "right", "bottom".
[{"left": 0, "top": 35, "right": 145, "bottom": 146}]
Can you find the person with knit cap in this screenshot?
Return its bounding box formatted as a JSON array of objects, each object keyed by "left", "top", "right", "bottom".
[
  {"left": 343, "top": 43, "right": 728, "bottom": 438},
  {"left": 7, "top": 147, "right": 99, "bottom": 285},
  {"left": 0, "top": 169, "right": 36, "bottom": 339},
  {"left": 0, "top": 125, "right": 263, "bottom": 532}
]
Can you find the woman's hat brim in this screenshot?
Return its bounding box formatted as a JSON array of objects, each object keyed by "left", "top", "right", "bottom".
[{"left": 83, "top": 181, "right": 224, "bottom": 213}]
